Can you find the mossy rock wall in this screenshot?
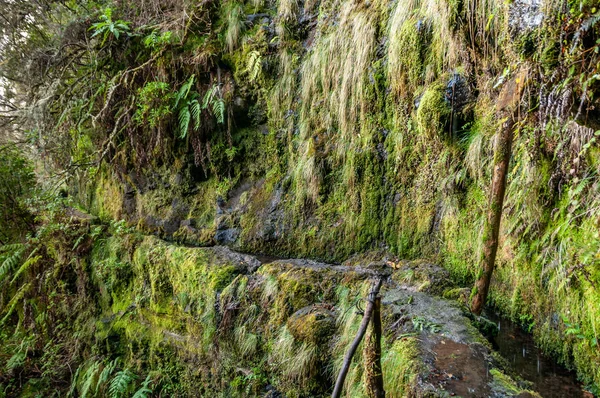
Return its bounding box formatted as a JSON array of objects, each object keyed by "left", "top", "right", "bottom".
[{"left": 80, "top": 0, "right": 600, "bottom": 391}]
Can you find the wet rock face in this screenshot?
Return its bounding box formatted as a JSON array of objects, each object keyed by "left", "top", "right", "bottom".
[
  {"left": 509, "top": 0, "right": 544, "bottom": 33},
  {"left": 445, "top": 73, "right": 472, "bottom": 114}
]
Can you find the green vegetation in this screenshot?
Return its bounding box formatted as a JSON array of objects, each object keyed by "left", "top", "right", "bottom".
[{"left": 0, "top": 0, "right": 600, "bottom": 395}]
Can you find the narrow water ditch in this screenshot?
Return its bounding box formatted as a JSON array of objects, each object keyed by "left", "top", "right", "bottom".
[{"left": 487, "top": 312, "right": 592, "bottom": 397}]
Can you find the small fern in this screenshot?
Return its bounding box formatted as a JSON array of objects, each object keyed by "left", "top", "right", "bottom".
[
  {"left": 0, "top": 244, "right": 25, "bottom": 283},
  {"left": 11, "top": 250, "right": 40, "bottom": 284},
  {"left": 69, "top": 364, "right": 84, "bottom": 397},
  {"left": 174, "top": 75, "right": 195, "bottom": 109},
  {"left": 0, "top": 282, "right": 32, "bottom": 325},
  {"left": 109, "top": 369, "right": 135, "bottom": 398},
  {"left": 202, "top": 85, "right": 226, "bottom": 124},
  {"left": 190, "top": 99, "right": 201, "bottom": 131},
  {"left": 202, "top": 85, "right": 218, "bottom": 109},
  {"left": 0, "top": 243, "right": 25, "bottom": 254},
  {"left": 212, "top": 98, "right": 225, "bottom": 124},
  {"left": 246, "top": 50, "right": 263, "bottom": 82},
  {"left": 80, "top": 361, "right": 101, "bottom": 398},
  {"left": 131, "top": 375, "right": 153, "bottom": 398},
  {"left": 174, "top": 77, "right": 225, "bottom": 138},
  {"left": 178, "top": 106, "right": 191, "bottom": 139},
  {"left": 96, "top": 358, "right": 119, "bottom": 395}
]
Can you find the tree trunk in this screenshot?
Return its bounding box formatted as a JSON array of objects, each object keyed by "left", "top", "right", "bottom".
[
  {"left": 470, "top": 116, "right": 514, "bottom": 315},
  {"left": 364, "top": 296, "right": 385, "bottom": 398},
  {"left": 332, "top": 279, "right": 382, "bottom": 398}
]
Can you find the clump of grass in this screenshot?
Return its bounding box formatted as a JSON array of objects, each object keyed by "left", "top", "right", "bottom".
[
  {"left": 387, "top": 0, "right": 462, "bottom": 100},
  {"left": 225, "top": 2, "right": 245, "bottom": 53},
  {"left": 269, "top": 326, "right": 319, "bottom": 390}
]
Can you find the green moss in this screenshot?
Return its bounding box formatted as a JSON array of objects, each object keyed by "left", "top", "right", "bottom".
[
  {"left": 489, "top": 368, "right": 540, "bottom": 397},
  {"left": 416, "top": 81, "right": 452, "bottom": 139},
  {"left": 381, "top": 338, "right": 421, "bottom": 396}
]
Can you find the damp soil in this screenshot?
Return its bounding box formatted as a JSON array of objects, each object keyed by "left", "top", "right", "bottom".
[{"left": 487, "top": 312, "right": 592, "bottom": 398}]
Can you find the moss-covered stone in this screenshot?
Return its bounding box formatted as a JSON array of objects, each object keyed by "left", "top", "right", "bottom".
[{"left": 286, "top": 304, "right": 336, "bottom": 344}]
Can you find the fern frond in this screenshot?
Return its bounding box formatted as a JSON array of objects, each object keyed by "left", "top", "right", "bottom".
[
  {"left": 178, "top": 106, "right": 191, "bottom": 139},
  {"left": 131, "top": 375, "right": 153, "bottom": 398},
  {"left": 201, "top": 86, "right": 216, "bottom": 109},
  {"left": 212, "top": 99, "right": 226, "bottom": 124},
  {"left": 0, "top": 282, "right": 32, "bottom": 325},
  {"left": 81, "top": 361, "right": 101, "bottom": 398},
  {"left": 190, "top": 100, "right": 201, "bottom": 131},
  {"left": 73, "top": 235, "right": 86, "bottom": 250},
  {"left": 109, "top": 369, "right": 135, "bottom": 398},
  {"left": 0, "top": 247, "right": 25, "bottom": 283},
  {"left": 96, "top": 358, "right": 119, "bottom": 395},
  {"left": 0, "top": 243, "right": 24, "bottom": 254},
  {"left": 246, "top": 50, "right": 262, "bottom": 82},
  {"left": 68, "top": 363, "right": 84, "bottom": 397},
  {"left": 11, "top": 252, "right": 41, "bottom": 284},
  {"left": 174, "top": 75, "right": 195, "bottom": 108}
]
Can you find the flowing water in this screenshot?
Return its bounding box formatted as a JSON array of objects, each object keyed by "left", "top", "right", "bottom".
[{"left": 487, "top": 312, "right": 592, "bottom": 397}]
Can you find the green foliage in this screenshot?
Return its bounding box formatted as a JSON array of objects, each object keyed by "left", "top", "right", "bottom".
[
  {"left": 173, "top": 75, "right": 226, "bottom": 138},
  {"left": 174, "top": 75, "right": 202, "bottom": 138},
  {"left": 246, "top": 50, "right": 263, "bottom": 83},
  {"left": 109, "top": 369, "right": 135, "bottom": 398},
  {"left": 0, "top": 148, "right": 35, "bottom": 243},
  {"left": 143, "top": 30, "right": 174, "bottom": 50},
  {"left": 202, "top": 85, "right": 226, "bottom": 124},
  {"left": 131, "top": 375, "right": 153, "bottom": 398},
  {"left": 90, "top": 8, "right": 130, "bottom": 46},
  {"left": 411, "top": 316, "right": 442, "bottom": 333},
  {"left": 96, "top": 359, "right": 119, "bottom": 395},
  {"left": 80, "top": 361, "right": 101, "bottom": 398},
  {"left": 134, "top": 81, "right": 174, "bottom": 128},
  {"left": 0, "top": 244, "right": 25, "bottom": 283}
]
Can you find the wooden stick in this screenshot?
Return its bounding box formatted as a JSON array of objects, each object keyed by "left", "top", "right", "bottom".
[
  {"left": 332, "top": 278, "right": 383, "bottom": 398},
  {"left": 364, "top": 295, "right": 385, "bottom": 398}
]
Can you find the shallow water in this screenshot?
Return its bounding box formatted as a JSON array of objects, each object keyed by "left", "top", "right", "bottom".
[{"left": 487, "top": 312, "right": 591, "bottom": 397}]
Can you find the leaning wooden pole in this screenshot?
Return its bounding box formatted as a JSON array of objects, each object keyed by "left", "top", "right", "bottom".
[
  {"left": 364, "top": 295, "right": 385, "bottom": 398},
  {"left": 332, "top": 279, "right": 383, "bottom": 398},
  {"left": 470, "top": 69, "right": 528, "bottom": 315},
  {"left": 470, "top": 116, "right": 514, "bottom": 316}
]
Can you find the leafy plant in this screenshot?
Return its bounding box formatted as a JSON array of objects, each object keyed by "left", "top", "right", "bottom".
[
  {"left": 412, "top": 316, "right": 442, "bottom": 333},
  {"left": 246, "top": 50, "right": 263, "bottom": 83},
  {"left": 174, "top": 75, "right": 202, "bottom": 139},
  {"left": 202, "top": 85, "right": 226, "bottom": 124},
  {"left": 0, "top": 244, "right": 25, "bottom": 283},
  {"left": 134, "top": 81, "right": 173, "bottom": 128},
  {"left": 80, "top": 361, "right": 101, "bottom": 398},
  {"left": 109, "top": 369, "right": 135, "bottom": 398},
  {"left": 562, "top": 315, "right": 598, "bottom": 347},
  {"left": 96, "top": 359, "right": 119, "bottom": 395},
  {"left": 90, "top": 8, "right": 130, "bottom": 46},
  {"left": 174, "top": 76, "right": 226, "bottom": 138},
  {"left": 143, "top": 30, "right": 174, "bottom": 50},
  {"left": 131, "top": 375, "right": 153, "bottom": 398}
]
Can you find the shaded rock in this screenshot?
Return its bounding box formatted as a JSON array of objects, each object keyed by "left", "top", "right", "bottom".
[
  {"left": 390, "top": 259, "right": 453, "bottom": 295},
  {"left": 215, "top": 228, "right": 240, "bottom": 245},
  {"left": 286, "top": 304, "right": 336, "bottom": 344},
  {"left": 445, "top": 73, "right": 472, "bottom": 113},
  {"left": 246, "top": 13, "right": 270, "bottom": 24}
]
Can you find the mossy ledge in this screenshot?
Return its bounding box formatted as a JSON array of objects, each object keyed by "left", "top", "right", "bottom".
[{"left": 81, "top": 233, "right": 536, "bottom": 397}]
